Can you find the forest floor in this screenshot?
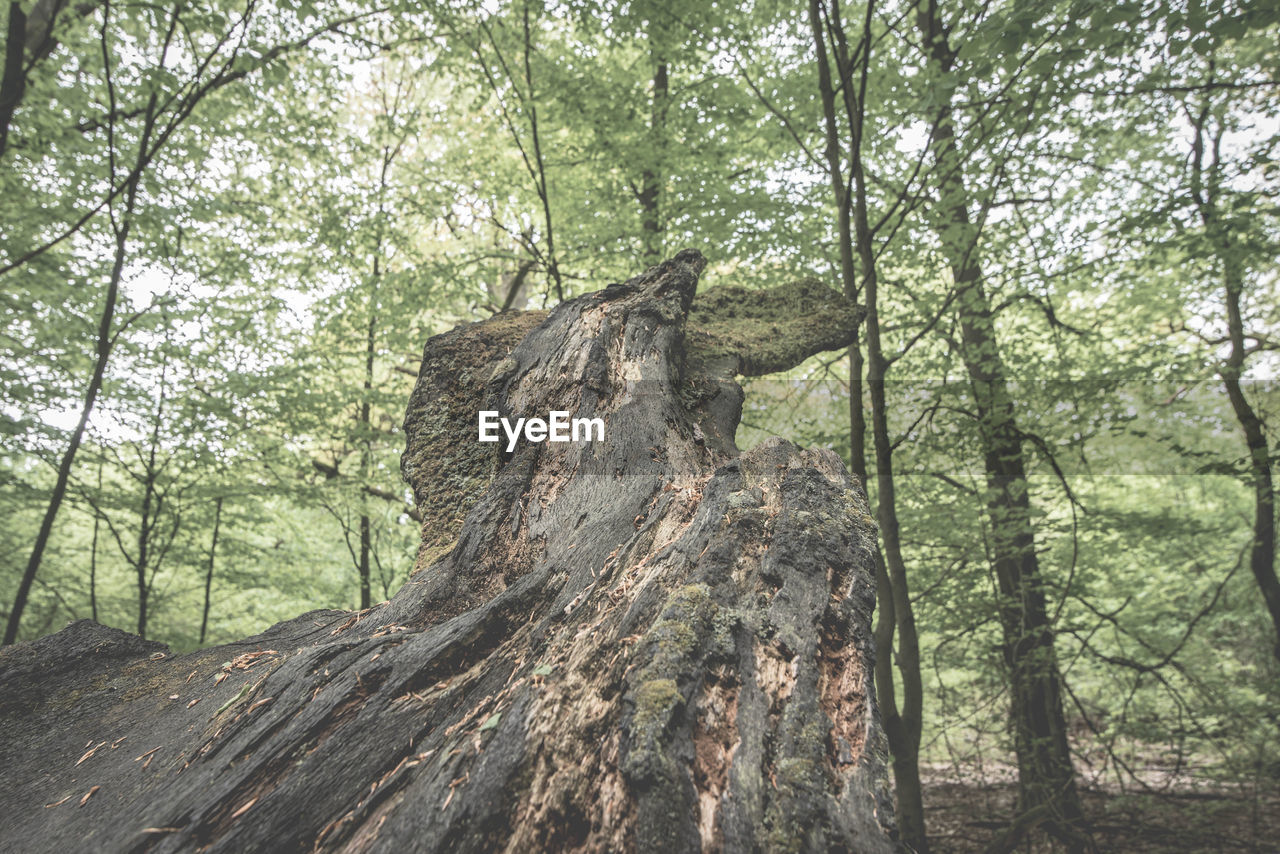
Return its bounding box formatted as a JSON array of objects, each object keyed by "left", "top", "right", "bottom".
[{"left": 923, "top": 778, "right": 1280, "bottom": 852}]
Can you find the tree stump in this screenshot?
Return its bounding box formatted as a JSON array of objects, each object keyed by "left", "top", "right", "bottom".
[{"left": 0, "top": 251, "right": 899, "bottom": 852}]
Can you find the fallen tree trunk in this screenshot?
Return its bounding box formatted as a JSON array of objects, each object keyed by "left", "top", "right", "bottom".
[{"left": 0, "top": 251, "right": 898, "bottom": 852}]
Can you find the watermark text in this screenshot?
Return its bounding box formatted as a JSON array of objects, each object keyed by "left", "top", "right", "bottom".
[{"left": 478, "top": 410, "right": 605, "bottom": 452}]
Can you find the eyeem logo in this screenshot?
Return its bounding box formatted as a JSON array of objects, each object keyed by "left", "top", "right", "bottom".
[{"left": 478, "top": 411, "right": 605, "bottom": 452}]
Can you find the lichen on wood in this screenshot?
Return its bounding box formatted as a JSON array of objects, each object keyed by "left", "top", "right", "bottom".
[{"left": 0, "top": 250, "right": 898, "bottom": 853}]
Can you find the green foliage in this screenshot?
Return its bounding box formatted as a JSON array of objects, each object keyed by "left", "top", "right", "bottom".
[{"left": 2, "top": 0, "right": 1278, "bottom": 815}]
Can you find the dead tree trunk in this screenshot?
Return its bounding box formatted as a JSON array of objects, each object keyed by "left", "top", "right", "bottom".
[{"left": 0, "top": 251, "right": 898, "bottom": 853}]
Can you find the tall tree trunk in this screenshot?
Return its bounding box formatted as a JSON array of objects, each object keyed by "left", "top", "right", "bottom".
[
  {"left": 1189, "top": 109, "right": 1280, "bottom": 661},
  {"left": 359, "top": 296, "right": 377, "bottom": 612},
  {"left": 199, "top": 496, "right": 223, "bottom": 646},
  {"left": 0, "top": 253, "right": 898, "bottom": 852},
  {"left": 809, "top": 1, "right": 928, "bottom": 847},
  {"left": 1222, "top": 261, "right": 1280, "bottom": 662},
  {"left": 856, "top": 78, "right": 929, "bottom": 854},
  {"left": 914, "top": 2, "right": 1088, "bottom": 847}
]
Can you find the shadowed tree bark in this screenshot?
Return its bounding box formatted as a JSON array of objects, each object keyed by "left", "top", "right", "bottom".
[
  {"left": 1186, "top": 103, "right": 1280, "bottom": 663},
  {"left": 0, "top": 251, "right": 898, "bottom": 852},
  {"left": 914, "top": 3, "right": 1089, "bottom": 848}
]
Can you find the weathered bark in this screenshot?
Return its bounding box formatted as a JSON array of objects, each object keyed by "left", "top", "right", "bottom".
[{"left": 0, "top": 252, "right": 897, "bottom": 852}]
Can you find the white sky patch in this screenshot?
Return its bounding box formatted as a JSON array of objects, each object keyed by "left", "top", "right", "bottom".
[{"left": 895, "top": 121, "right": 930, "bottom": 154}]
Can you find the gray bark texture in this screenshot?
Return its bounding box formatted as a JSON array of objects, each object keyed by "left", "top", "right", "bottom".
[{"left": 0, "top": 251, "right": 899, "bottom": 853}]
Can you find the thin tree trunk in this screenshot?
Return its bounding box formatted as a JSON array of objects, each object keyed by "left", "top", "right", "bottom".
[
  {"left": 850, "top": 55, "right": 930, "bottom": 854},
  {"left": 831, "top": 0, "right": 929, "bottom": 845},
  {"left": 640, "top": 29, "right": 667, "bottom": 265},
  {"left": 470, "top": 7, "right": 562, "bottom": 301},
  {"left": 358, "top": 514, "right": 372, "bottom": 611},
  {"left": 3, "top": 61, "right": 157, "bottom": 644},
  {"left": 199, "top": 496, "right": 223, "bottom": 646},
  {"left": 914, "top": 2, "right": 1088, "bottom": 846},
  {"left": 806, "top": 0, "right": 862, "bottom": 484},
  {"left": 810, "top": 1, "right": 929, "bottom": 846},
  {"left": 1189, "top": 109, "right": 1280, "bottom": 661},
  {"left": 136, "top": 472, "right": 155, "bottom": 640},
  {"left": 520, "top": 1, "right": 561, "bottom": 299},
  {"left": 357, "top": 245, "right": 380, "bottom": 611},
  {"left": 3, "top": 181, "right": 135, "bottom": 646},
  {"left": 89, "top": 462, "right": 101, "bottom": 623},
  {"left": 134, "top": 355, "right": 169, "bottom": 641}
]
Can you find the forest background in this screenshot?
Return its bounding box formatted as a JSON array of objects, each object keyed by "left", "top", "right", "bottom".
[{"left": 1, "top": 0, "right": 1278, "bottom": 849}]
